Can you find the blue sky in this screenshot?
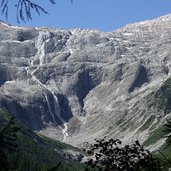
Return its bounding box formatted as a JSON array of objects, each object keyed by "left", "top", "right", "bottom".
[{"left": 1, "top": 0, "right": 171, "bottom": 31}]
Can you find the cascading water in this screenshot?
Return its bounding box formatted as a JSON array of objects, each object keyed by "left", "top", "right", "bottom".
[
  {"left": 52, "top": 92, "right": 68, "bottom": 140},
  {"left": 25, "top": 30, "right": 68, "bottom": 140},
  {"left": 44, "top": 93, "right": 57, "bottom": 124},
  {"left": 44, "top": 92, "right": 68, "bottom": 140},
  {"left": 31, "top": 30, "right": 51, "bottom": 66}
]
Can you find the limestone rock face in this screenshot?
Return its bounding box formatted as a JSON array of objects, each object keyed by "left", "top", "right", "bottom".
[{"left": 1, "top": 15, "right": 171, "bottom": 146}]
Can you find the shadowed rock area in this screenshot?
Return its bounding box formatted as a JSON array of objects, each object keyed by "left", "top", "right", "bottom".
[{"left": 129, "top": 65, "right": 149, "bottom": 93}]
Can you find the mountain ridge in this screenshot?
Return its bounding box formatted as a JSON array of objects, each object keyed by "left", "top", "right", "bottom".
[{"left": 0, "top": 14, "right": 171, "bottom": 148}]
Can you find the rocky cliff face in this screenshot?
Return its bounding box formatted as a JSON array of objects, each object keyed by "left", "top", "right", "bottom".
[{"left": 0, "top": 15, "right": 171, "bottom": 147}]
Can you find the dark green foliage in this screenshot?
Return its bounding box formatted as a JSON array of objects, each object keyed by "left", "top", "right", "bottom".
[
  {"left": 0, "top": 109, "right": 85, "bottom": 171},
  {"left": 145, "top": 77, "right": 171, "bottom": 116},
  {"left": 152, "top": 120, "right": 171, "bottom": 170},
  {"left": 139, "top": 116, "right": 171, "bottom": 170},
  {"left": 48, "top": 161, "right": 82, "bottom": 171},
  {"left": 0, "top": 117, "right": 20, "bottom": 151},
  {"left": 84, "top": 138, "right": 161, "bottom": 171},
  {"left": 153, "top": 78, "right": 171, "bottom": 114},
  {"left": 163, "top": 118, "right": 171, "bottom": 144},
  {"left": 164, "top": 119, "right": 171, "bottom": 134},
  {"left": 143, "top": 126, "right": 166, "bottom": 146},
  {"left": 155, "top": 141, "right": 171, "bottom": 170},
  {"left": 0, "top": 116, "right": 20, "bottom": 171}
]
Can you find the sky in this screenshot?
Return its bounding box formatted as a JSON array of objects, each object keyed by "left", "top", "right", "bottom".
[{"left": 1, "top": 0, "right": 171, "bottom": 32}]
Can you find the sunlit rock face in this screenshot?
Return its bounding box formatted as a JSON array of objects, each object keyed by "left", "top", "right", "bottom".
[{"left": 0, "top": 14, "right": 171, "bottom": 146}]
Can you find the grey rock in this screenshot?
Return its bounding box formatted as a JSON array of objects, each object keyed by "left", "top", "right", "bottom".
[
  {"left": 63, "top": 150, "right": 84, "bottom": 161},
  {"left": 0, "top": 15, "right": 171, "bottom": 147}
]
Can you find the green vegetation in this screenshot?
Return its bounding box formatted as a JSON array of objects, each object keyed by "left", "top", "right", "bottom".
[
  {"left": 149, "top": 119, "right": 160, "bottom": 131},
  {"left": 0, "top": 108, "right": 85, "bottom": 171},
  {"left": 139, "top": 117, "right": 171, "bottom": 170},
  {"left": 139, "top": 115, "right": 155, "bottom": 131},
  {"left": 153, "top": 77, "right": 171, "bottom": 113},
  {"left": 153, "top": 118, "right": 171, "bottom": 170},
  {"left": 119, "top": 118, "right": 134, "bottom": 132},
  {"left": 2, "top": 108, "right": 171, "bottom": 171},
  {"left": 116, "top": 110, "right": 147, "bottom": 132},
  {"left": 84, "top": 138, "right": 161, "bottom": 171},
  {"left": 144, "top": 77, "right": 171, "bottom": 115},
  {"left": 155, "top": 141, "right": 171, "bottom": 170},
  {"left": 143, "top": 126, "right": 166, "bottom": 147},
  {"left": 119, "top": 117, "right": 140, "bottom": 132},
  {"left": 145, "top": 91, "right": 155, "bottom": 101}
]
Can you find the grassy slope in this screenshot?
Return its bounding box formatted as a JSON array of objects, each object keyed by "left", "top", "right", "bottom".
[
  {"left": 0, "top": 108, "right": 85, "bottom": 171},
  {"left": 152, "top": 139, "right": 171, "bottom": 171}
]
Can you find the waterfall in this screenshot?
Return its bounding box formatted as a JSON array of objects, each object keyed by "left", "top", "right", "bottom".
[
  {"left": 52, "top": 92, "right": 68, "bottom": 140},
  {"left": 25, "top": 30, "right": 68, "bottom": 140},
  {"left": 44, "top": 93, "right": 57, "bottom": 124},
  {"left": 28, "top": 69, "right": 68, "bottom": 140},
  {"left": 44, "top": 93, "right": 68, "bottom": 140},
  {"left": 31, "top": 31, "right": 51, "bottom": 66}
]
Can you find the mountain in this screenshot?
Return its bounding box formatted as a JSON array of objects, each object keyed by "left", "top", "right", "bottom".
[{"left": 0, "top": 14, "right": 171, "bottom": 148}]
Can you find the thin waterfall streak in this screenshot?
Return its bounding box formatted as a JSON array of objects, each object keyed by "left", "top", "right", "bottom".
[
  {"left": 27, "top": 66, "right": 68, "bottom": 140},
  {"left": 25, "top": 30, "right": 68, "bottom": 140},
  {"left": 44, "top": 94, "right": 64, "bottom": 132},
  {"left": 52, "top": 92, "right": 68, "bottom": 140},
  {"left": 44, "top": 94, "right": 56, "bottom": 124}
]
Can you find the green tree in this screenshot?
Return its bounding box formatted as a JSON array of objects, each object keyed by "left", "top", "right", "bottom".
[{"left": 84, "top": 138, "right": 161, "bottom": 171}]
